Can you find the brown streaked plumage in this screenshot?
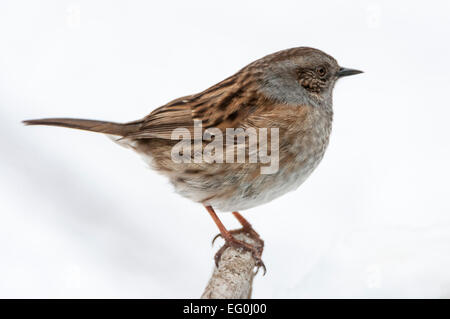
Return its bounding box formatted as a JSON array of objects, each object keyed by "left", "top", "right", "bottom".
[{"left": 23, "top": 47, "right": 362, "bottom": 271}]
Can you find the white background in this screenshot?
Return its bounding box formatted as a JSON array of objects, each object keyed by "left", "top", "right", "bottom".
[{"left": 1, "top": 0, "right": 449, "bottom": 298}]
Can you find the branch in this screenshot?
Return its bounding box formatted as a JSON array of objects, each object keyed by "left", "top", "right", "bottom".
[{"left": 201, "top": 232, "right": 264, "bottom": 299}]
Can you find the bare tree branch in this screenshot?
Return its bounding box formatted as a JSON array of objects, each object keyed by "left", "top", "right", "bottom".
[{"left": 201, "top": 232, "right": 264, "bottom": 299}]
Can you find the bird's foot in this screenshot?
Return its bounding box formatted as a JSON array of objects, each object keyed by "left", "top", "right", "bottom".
[{"left": 212, "top": 226, "right": 266, "bottom": 275}]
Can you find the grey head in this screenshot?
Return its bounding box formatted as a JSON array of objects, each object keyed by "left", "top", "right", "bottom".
[{"left": 252, "top": 47, "right": 362, "bottom": 108}]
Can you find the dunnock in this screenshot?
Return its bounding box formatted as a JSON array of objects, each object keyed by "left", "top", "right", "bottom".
[{"left": 24, "top": 47, "right": 362, "bottom": 271}]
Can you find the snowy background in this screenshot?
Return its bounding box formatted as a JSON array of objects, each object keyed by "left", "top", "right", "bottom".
[{"left": 1, "top": 0, "right": 449, "bottom": 298}]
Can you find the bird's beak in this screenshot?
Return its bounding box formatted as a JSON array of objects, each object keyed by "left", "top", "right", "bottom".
[{"left": 337, "top": 67, "right": 363, "bottom": 78}]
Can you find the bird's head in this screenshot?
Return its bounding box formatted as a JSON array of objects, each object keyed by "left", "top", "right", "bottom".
[{"left": 254, "top": 47, "right": 362, "bottom": 107}]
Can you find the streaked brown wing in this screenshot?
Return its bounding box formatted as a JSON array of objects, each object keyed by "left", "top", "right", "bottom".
[
  {"left": 124, "top": 95, "right": 196, "bottom": 139},
  {"left": 124, "top": 69, "right": 265, "bottom": 140}
]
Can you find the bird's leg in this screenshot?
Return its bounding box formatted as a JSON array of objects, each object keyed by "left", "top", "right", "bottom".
[
  {"left": 212, "top": 212, "right": 263, "bottom": 246},
  {"left": 231, "top": 211, "right": 263, "bottom": 240},
  {"left": 205, "top": 206, "right": 265, "bottom": 274}
]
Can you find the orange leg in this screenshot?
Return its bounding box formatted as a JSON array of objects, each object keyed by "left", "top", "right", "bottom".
[
  {"left": 232, "top": 211, "right": 253, "bottom": 229},
  {"left": 232, "top": 212, "right": 262, "bottom": 240},
  {"left": 205, "top": 206, "right": 265, "bottom": 274},
  {"left": 212, "top": 211, "right": 262, "bottom": 244}
]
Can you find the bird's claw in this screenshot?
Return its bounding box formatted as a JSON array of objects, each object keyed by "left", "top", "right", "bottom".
[
  {"left": 213, "top": 227, "right": 266, "bottom": 275},
  {"left": 211, "top": 233, "right": 222, "bottom": 246}
]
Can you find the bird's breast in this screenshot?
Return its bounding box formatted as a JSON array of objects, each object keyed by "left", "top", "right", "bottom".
[{"left": 212, "top": 105, "right": 333, "bottom": 211}]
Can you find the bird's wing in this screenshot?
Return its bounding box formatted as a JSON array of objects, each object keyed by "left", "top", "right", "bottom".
[
  {"left": 125, "top": 95, "right": 197, "bottom": 139},
  {"left": 124, "top": 72, "right": 265, "bottom": 140}
]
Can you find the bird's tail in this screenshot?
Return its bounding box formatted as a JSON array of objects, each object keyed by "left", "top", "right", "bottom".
[{"left": 23, "top": 118, "right": 140, "bottom": 136}]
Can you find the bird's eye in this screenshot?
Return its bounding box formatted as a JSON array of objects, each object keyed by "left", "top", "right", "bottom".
[{"left": 316, "top": 66, "right": 327, "bottom": 77}]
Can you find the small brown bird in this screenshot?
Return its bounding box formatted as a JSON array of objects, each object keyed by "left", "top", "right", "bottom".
[{"left": 24, "top": 47, "right": 362, "bottom": 271}]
